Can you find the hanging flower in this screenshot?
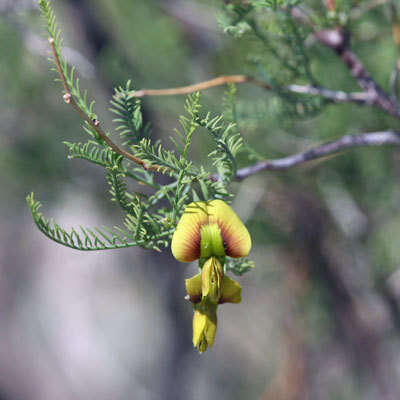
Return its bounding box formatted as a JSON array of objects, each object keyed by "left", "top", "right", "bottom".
[{"left": 171, "top": 200, "right": 251, "bottom": 353}]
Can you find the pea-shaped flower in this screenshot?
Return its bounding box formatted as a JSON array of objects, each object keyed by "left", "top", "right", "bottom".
[{"left": 171, "top": 200, "right": 252, "bottom": 353}]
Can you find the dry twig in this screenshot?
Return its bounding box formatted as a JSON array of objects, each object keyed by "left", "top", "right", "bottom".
[{"left": 133, "top": 75, "right": 377, "bottom": 106}]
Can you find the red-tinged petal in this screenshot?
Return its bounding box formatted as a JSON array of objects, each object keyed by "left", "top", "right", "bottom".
[
  {"left": 220, "top": 276, "right": 242, "bottom": 304},
  {"left": 207, "top": 200, "right": 252, "bottom": 258},
  {"left": 172, "top": 200, "right": 251, "bottom": 262},
  {"left": 171, "top": 202, "right": 209, "bottom": 262}
]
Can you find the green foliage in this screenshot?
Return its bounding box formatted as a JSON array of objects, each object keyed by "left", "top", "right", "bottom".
[
  {"left": 29, "top": 1, "right": 253, "bottom": 274},
  {"left": 198, "top": 112, "right": 242, "bottom": 184},
  {"left": 218, "top": 0, "right": 331, "bottom": 120},
  {"left": 218, "top": 3, "right": 253, "bottom": 38},
  {"left": 225, "top": 257, "right": 255, "bottom": 276},
  {"left": 110, "top": 81, "right": 150, "bottom": 146},
  {"left": 32, "top": 0, "right": 395, "bottom": 274},
  {"left": 38, "top": 0, "right": 102, "bottom": 143},
  {"left": 27, "top": 193, "right": 172, "bottom": 251}
]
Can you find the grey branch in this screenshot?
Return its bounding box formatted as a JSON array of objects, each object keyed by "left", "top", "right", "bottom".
[
  {"left": 287, "top": 84, "right": 373, "bottom": 104},
  {"left": 233, "top": 130, "right": 400, "bottom": 181},
  {"left": 315, "top": 29, "right": 400, "bottom": 119}
]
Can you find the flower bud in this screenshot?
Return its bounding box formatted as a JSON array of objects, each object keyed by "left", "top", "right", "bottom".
[{"left": 192, "top": 301, "right": 217, "bottom": 353}]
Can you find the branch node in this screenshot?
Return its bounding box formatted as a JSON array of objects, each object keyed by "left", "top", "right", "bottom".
[
  {"left": 134, "top": 90, "right": 144, "bottom": 98},
  {"left": 315, "top": 28, "right": 348, "bottom": 51},
  {"left": 63, "top": 93, "right": 71, "bottom": 104}
]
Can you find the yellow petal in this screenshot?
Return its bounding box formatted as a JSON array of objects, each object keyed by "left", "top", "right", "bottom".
[
  {"left": 185, "top": 273, "right": 202, "bottom": 303},
  {"left": 207, "top": 200, "right": 251, "bottom": 258},
  {"left": 171, "top": 202, "right": 208, "bottom": 262},
  {"left": 220, "top": 276, "right": 242, "bottom": 304}
]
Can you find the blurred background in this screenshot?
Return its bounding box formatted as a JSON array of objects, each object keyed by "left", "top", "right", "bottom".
[{"left": 2, "top": 0, "right": 400, "bottom": 399}]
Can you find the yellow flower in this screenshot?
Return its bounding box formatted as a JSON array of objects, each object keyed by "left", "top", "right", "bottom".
[
  {"left": 171, "top": 200, "right": 251, "bottom": 353},
  {"left": 171, "top": 200, "right": 251, "bottom": 262}
]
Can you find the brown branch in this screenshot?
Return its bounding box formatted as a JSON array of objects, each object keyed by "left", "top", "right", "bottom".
[
  {"left": 315, "top": 29, "right": 400, "bottom": 119},
  {"left": 231, "top": 130, "right": 400, "bottom": 181},
  {"left": 49, "top": 38, "right": 69, "bottom": 93},
  {"left": 48, "top": 38, "right": 165, "bottom": 173},
  {"left": 133, "top": 75, "right": 270, "bottom": 97}
]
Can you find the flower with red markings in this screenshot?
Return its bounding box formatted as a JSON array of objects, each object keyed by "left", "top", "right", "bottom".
[{"left": 171, "top": 200, "right": 251, "bottom": 353}]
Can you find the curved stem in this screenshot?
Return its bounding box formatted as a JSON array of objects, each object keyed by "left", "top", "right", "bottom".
[{"left": 48, "top": 38, "right": 165, "bottom": 173}]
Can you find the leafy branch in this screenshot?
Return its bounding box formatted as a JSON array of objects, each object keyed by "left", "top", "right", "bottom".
[
  {"left": 27, "top": 193, "right": 172, "bottom": 251},
  {"left": 30, "top": 0, "right": 249, "bottom": 271},
  {"left": 38, "top": 0, "right": 166, "bottom": 172},
  {"left": 110, "top": 81, "right": 150, "bottom": 146}
]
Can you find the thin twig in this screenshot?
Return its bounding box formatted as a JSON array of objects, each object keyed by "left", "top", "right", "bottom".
[
  {"left": 48, "top": 38, "right": 165, "bottom": 173},
  {"left": 229, "top": 130, "right": 400, "bottom": 181},
  {"left": 49, "top": 38, "right": 69, "bottom": 93},
  {"left": 133, "top": 75, "right": 270, "bottom": 97},
  {"left": 132, "top": 74, "right": 375, "bottom": 105},
  {"left": 287, "top": 84, "right": 372, "bottom": 104}
]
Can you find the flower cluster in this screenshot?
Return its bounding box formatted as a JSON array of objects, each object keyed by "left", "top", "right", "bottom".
[{"left": 171, "top": 200, "right": 251, "bottom": 353}]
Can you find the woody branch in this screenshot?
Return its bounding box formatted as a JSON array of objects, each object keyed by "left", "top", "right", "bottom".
[
  {"left": 315, "top": 28, "right": 400, "bottom": 119},
  {"left": 230, "top": 130, "right": 400, "bottom": 181}
]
